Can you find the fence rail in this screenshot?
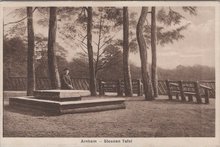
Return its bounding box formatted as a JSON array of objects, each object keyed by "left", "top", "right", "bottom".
[
  {"left": 3, "top": 77, "right": 215, "bottom": 98},
  {"left": 3, "top": 77, "right": 90, "bottom": 91}
]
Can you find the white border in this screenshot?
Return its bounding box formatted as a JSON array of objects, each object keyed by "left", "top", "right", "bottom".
[
  {"left": 1, "top": 1, "right": 220, "bottom": 147},
  {"left": 1, "top": 1, "right": 220, "bottom": 7}
]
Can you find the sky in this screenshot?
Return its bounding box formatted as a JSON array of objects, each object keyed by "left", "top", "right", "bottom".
[
  {"left": 3, "top": 7, "right": 215, "bottom": 69},
  {"left": 129, "top": 7, "right": 215, "bottom": 69}
]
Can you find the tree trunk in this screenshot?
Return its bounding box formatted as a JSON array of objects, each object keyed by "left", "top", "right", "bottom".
[
  {"left": 136, "top": 7, "right": 154, "bottom": 100},
  {"left": 151, "top": 7, "right": 158, "bottom": 98},
  {"left": 48, "top": 7, "right": 61, "bottom": 89},
  {"left": 27, "top": 7, "right": 36, "bottom": 96},
  {"left": 95, "top": 14, "right": 103, "bottom": 77},
  {"left": 87, "top": 7, "right": 97, "bottom": 96},
  {"left": 123, "top": 7, "right": 133, "bottom": 97}
]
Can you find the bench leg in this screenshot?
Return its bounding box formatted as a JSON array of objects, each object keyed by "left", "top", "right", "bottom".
[
  {"left": 176, "top": 93, "right": 179, "bottom": 100},
  {"left": 205, "top": 89, "right": 209, "bottom": 104},
  {"left": 188, "top": 95, "right": 193, "bottom": 102},
  {"left": 194, "top": 81, "right": 202, "bottom": 104},
  {"left": 165, "top": 80, "right": 172, "bottom": 100},
  {"left": 196, "top": 95, "right": 202, "bottom": 104},
  {"left": 168, "top": 95, "right": 172, "bottom": 100},
  {"left": 181, "top": 94, "right": 186, "bottom": 101},
  {"left": 178, "top": 80, "right": 186, "bottom": 101}
]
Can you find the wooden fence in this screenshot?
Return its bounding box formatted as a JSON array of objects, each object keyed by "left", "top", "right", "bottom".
[
  {"left": 3, "top": 77, "right": 215, "bottom": 98},
  {"left": 3, "top": 77, "right": 90, "bottom": 91}
]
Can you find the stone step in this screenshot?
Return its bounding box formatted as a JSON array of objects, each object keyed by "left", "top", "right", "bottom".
[{"left": 9, "top": 97, "right": 126, "bottom": 115}]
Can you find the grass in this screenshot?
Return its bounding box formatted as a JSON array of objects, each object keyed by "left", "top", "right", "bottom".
[{"left": 3, "top": 95, "right": 215, "bottom": 137}]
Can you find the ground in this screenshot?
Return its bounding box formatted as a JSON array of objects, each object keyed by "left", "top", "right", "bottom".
[{"left": 3, "top": 92, "right": 215, "bottom": 137}]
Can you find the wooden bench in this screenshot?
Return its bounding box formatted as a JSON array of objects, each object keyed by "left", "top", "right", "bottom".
[
  {"left": 98, "top": 79, "right": 143, "bottom": 96},
  {"left": 165, "top": 80, "right": 212, "bottom": 104}
]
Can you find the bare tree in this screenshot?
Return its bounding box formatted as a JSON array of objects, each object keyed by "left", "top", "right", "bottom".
[
  {"left": 27, "top": 7, "right": 36, "bottom": 96},
  {"left": 87, "top": 7, "right": 97, "bottom": 96},
  {"left": 48, "top": 7, "right": 61, "bottom": 89},
  {"left": 136, "top": 7, "right": 154, "bottom": 100}
]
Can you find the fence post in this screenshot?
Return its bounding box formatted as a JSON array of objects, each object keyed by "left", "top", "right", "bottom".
[
  {"left": 176, "top": 93, "right": 179, "bottom": 100},
  {"left": 178, "top": 80, "right": 186, "bottom": 101},
  {"left": 194, "top": 81, "right": 202, "bottom": 104},
  {"left": 117, "top": 80, "right": 123, "bottom": 96},
  {"left": 5, "top": 68, "right": 11, "bottom": 90},
  {"left": 98, "top": 80, "right": 104, "bottom": 96},
  {"left": 137, "top": 79, "right": 143, "bottom": 96},
  {"left": 188, "top": 95, "right": 193, "bottom": 102},
  {"left": 204, "top": 89, "right": 209, "bottom": 104},
  {"left": 140, "top": 83, "right": 143, "bottom": 96},
  {"left": 165, "top": 80, "right": 172, "bottom": 100}
]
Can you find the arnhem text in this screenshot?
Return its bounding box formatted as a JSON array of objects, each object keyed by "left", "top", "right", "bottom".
[{"left": 81, "top": 139, "right": 132, "bottom": 144}]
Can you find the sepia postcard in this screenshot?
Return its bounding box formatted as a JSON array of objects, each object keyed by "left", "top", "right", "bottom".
[{"left": 0, "top": 1, "right": 220, "bottom": 147}]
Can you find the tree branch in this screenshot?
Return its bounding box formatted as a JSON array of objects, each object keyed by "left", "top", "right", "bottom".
[
  {"left": 76, "top": 38, "right": 87, "bottom": 47},
  {"left": 96, "top": 51, "right": 121, "bottom": 72},
  {"left": 95, "top": 14, "right": 103, "bottom": 72},
  {"left": 99, "top": 35, "right": 116, "bottom": 50},
  {"left": 79, "top": 44, "right": 88, "bottom": 54}
]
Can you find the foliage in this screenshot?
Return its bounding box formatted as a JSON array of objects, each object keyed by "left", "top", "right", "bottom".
[
  {"left": 182, "top": 7, "right": 197, "bottom": 16},
  {"left": 157, "top": 8, "right": 185, "bottom": 26},
  {"left": 155, "top": 7, "right": 196, "bottom": 46},
  {"left": 3, "top": 37, "right": 27, "bottom": 77},
  {"left": 156, "top": 24, "right": 190, "bottom": 46}
]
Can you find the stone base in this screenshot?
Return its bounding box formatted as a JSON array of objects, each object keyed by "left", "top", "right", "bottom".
[
  {"left": 9, "top": 96, "right": 125, "bottom": 115},
  {"left": 33, "top": 90, "right": 85, "bottom": 101},
  {"left": 34, "top": 90, "right": 82, "bottom": 99}
]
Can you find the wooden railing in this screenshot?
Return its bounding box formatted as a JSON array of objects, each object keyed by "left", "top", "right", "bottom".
[
  {"left": 3, "top": 77, "right": 215, "bottom": 98},
  {"left": 3, "top": 77, "right": 90, "bottom": 91}
]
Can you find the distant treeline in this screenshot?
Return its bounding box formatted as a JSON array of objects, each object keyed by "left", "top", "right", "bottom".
[
  {"left": 129, "top": 64, "right": 215, "bottom": 81},
  {"left": 157, "top": 65, "right": 215, "bottom": 81}
]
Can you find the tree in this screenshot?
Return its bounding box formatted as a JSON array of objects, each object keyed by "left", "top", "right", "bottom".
[
  {"left": 151, "top": 7, "right": 158, "bottom": 98},
  {"left": 48, "top": 7, "right": 61, "bottom": 89},
  {"left": 151, "top": 7, "right": 197, "bottom": 97},
  {"left": 26, "top": 7, "right": 36, "bottom": 96},
  {"left": 87, "top": 7, "right": 97, "bottom": 96},
  {"left": 56, "top": 7, "right": 122, "bottom": 94},
  {"left": 136, "top": 7, "right": 154, "bottom": 100},
  {"left": 123, "top": 7, "right": 133, "bottom": 97}
]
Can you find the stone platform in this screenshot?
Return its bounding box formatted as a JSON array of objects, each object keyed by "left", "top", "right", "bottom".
[
  {"left": 33, "top": 90, "right": 82, "bottom": 101},
  {"left": 9, "top": 90, "right": 126, "bottom": 115}
]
